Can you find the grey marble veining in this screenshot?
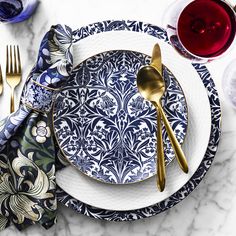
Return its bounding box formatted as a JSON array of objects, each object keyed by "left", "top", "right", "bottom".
[{"left": 0, "top": 0, "right": 236, "bottom": 235}]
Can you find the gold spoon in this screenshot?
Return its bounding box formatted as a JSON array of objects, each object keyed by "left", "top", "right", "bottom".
[{"left": 137, "top": 44, "right": 188, "bottom": 190}]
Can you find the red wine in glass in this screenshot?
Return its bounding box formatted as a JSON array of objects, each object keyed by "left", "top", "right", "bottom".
[{"left": 177, "top": 0, "right": 236, "bottom": 58}]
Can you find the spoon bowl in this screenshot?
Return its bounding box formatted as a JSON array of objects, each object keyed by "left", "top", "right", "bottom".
[{"left": 137, "top": 65, "right": 165, "bottom": 102}]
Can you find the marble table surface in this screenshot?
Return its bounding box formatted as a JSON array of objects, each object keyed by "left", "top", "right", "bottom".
[{"left": 1, "top": 0, "right": 236, "bottom": 235}]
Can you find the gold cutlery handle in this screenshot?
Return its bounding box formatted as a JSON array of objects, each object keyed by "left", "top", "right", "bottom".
[
  {"left": 10, "top": 88, "right": 15, "bottom": 113},
  {"left": 158, "top": 104, "right": 189, "bottom": 173},
  {"left": 156, "top": 107, "right": 166, "bottom": 192}
]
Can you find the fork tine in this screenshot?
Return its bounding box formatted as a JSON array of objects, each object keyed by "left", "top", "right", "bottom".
[
  {"left": 10, "top": 45, "right": 13, "bottom": 74},
  {"left": 6, "top": 45, "right": 9, "bottom": 74},
  {"left": 17, "top": 45, "right": 21, "bottom": 74},
  {"left": 14, "top": 45, "right": 17, "bottom": 73},
  {"left": 13, "top": 45, "right": 18, "bottom": 73}
]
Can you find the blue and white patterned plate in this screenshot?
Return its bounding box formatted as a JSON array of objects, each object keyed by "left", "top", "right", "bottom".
[
  {"left": 53, "top": 50, "right": 188, "bottom": 184},
  {"left": 56, "top": 20, "right": 221, "bottom": 221}
]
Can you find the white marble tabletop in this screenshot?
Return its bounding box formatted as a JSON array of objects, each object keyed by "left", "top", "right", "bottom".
[{"left": 0, "top": 0, "right": 236, "bottom": 235}]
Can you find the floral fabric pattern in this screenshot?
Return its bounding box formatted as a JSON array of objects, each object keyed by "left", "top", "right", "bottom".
[
  {"left": 0, "top": 24, "right": 73, "bottom": 231},
  {"left": 0, "top": 114, "right": 56, "bottom": 230},
  {"left": 32, "top": 121, "right": 51, "bottom": 143}
]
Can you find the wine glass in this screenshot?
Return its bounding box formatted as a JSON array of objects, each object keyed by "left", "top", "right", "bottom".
[
  {"left": 162, "top": 0, "right": 236, "bottom": 63},
  {"left": 0, "top": 0, "right": 39, "bottom": 23}
]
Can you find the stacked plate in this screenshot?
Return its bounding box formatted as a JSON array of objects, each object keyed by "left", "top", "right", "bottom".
[{"left": 53, "top": 20, "right": 221, "bottom": 221}]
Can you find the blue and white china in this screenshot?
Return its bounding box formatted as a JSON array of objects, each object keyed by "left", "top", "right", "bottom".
[
  {"left": 56, "top": 20, "right": 221, "bottom": 220},
  {"left": 53, "top": 50, "right": 188, "bottom": 184}
]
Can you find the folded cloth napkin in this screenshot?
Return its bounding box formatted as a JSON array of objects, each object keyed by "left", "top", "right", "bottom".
[{"left": 0, "top": 24, "right": 73, "bottom": 231}]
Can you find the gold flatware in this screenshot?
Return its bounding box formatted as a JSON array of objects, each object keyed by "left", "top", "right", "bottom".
[
  {"left": 149, "top": 45, "right": 188, "bottom": 174},
  {"left": 137, "top": 44, "right": 188, "bottom": 191},
  {"left": 137, "top": 44, "right": 166, "bottom": 191},
  {"left": 156, "top": 103, "right": 165, "bottom": 191},
  {"left": 0, "top": 65, "right": 3, "bottom": 95},
  {"left": 6, "top": 45, "right": 22, "bottom": 113},
  {"left": 152, "top": 43, "right": 165, "bottom": 191}
]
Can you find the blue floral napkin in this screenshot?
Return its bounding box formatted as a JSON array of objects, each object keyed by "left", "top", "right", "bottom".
[{"left": 0, "top": 24, "right": 73, "bottom": 231}]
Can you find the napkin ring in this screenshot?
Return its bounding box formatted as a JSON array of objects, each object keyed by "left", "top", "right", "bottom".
[{"left": 21, "top": 80, "right": 59, "bottom": 113}]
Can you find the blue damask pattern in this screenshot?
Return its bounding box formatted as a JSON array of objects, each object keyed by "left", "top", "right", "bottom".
[
  {"left": 22, "top": 80, "right": 59, "bottom": 113},
  {"left": 53, "top": 50, "right": 188, "bottom": 184},
  {"left": 72, "top": 20, "right": 168, "bottom": 43},
  {"left": 56, "top": 20, "right": 221, "bottom": 221}
]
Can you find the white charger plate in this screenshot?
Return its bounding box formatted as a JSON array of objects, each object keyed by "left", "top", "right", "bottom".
[{"left": 56, "top": 27, "right": 212, "bottom": 211}]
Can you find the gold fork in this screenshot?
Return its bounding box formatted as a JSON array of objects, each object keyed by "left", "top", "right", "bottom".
[
  {"left": 6, "top": 45, "right": 22, "bottom": 113},
  {"left": 0, "top": 64, "right": 3, "bottom": 95}
]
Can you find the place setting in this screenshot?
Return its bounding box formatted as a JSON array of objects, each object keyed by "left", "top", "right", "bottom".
[
  {"left": 55, "top": 19, "right": 218, "bottom": 217},
  {"left": 0, "top": 0, "right": 236, "bottom": 231}
]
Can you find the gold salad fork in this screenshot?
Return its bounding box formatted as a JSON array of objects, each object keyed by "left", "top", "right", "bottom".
[
  {"left": 6, "top": 45, "right": 22, "bottom": 113},
  {"left": 0, "top": 64, "right": 3, "bottom": 95}
]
